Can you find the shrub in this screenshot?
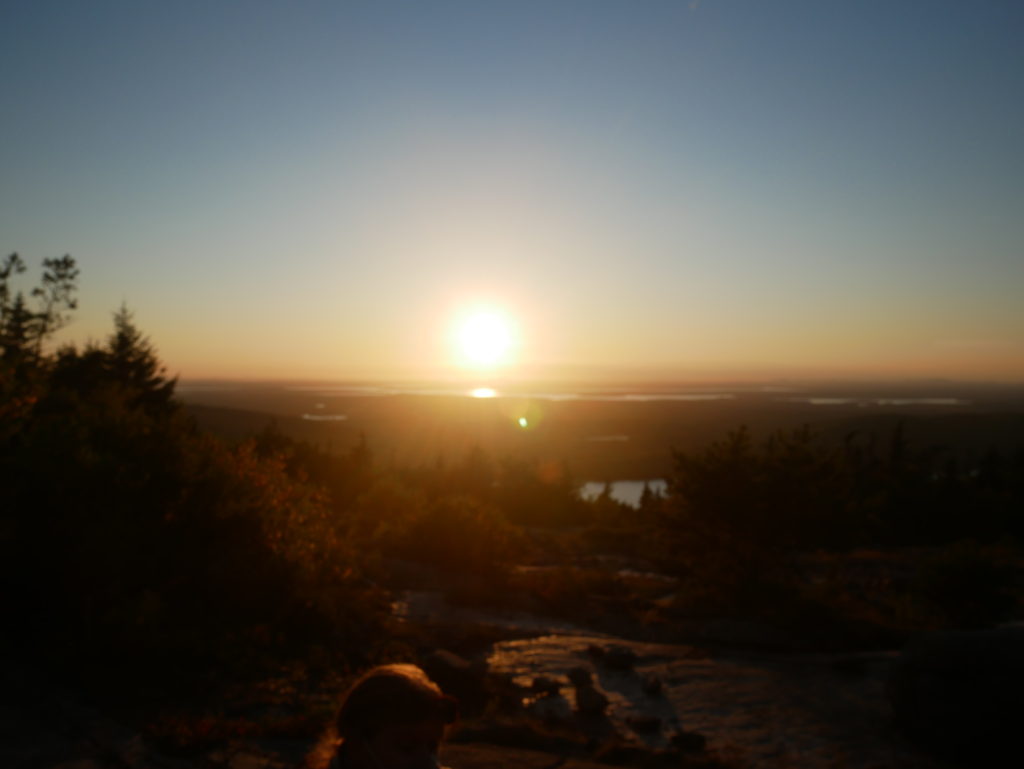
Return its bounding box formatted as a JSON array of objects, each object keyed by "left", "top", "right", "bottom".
[
  {"left": 660, "top": 427, "right": 851, "bottom": 604},
  {"left": 1, "top": 296, "right": 388, "bottom": 688},
  {"left": 395, "top": 496, "right": 523, "bottom": 584},
  {"left": 913, "top": 541, "right": 1020, "bottom": 628}
]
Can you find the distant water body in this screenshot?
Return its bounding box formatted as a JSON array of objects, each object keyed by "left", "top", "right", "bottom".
[
  {"left": 284, "top": 385, "right": 739, "bottom": 402},
  {"left": 791, "top": 396, "right": 969, "bottom": 406},
  {"left": 278, "top": 384, "right": 973, "bottom": 406},
  {"left": 579, "top": 479, "right": 669, "bottom": 508}
]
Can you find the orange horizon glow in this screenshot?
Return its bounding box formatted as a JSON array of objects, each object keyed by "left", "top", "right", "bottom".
[{"left": 6, "top": 4, "right": 1024, "bottom": 388}]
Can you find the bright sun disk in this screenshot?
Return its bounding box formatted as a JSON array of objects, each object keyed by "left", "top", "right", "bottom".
[{"left": 456, "top": 309, "right": 514, "bottom": 367}]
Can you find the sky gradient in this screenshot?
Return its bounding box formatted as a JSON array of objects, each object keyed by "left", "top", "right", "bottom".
[{"left": 3, "top": 1, "right": 1023, "bottom": 382}]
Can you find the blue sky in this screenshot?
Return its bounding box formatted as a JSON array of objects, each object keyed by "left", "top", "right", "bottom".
[{"left": 3, "top": 1, "right": 1022, "bottom": 380}]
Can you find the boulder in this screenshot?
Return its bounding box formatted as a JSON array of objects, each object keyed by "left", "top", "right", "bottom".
[
  {"left": 669, "top": 729, "right": 707, "bottom": 752},
  {"left": 625, "top": 714, "right": 661, "bottom": 734},
  {"left": 421, "top": 649, "right": 488, "bottom": 715},
  {"left": 641, "top": 674, "right": 663, "bottom": 698},
  {"left": 602, "top": 646, "right": 637, "bottom": 671},
  {"left": 567, "top": 666, "right": 593, "bottom": 687},
  {"left": 485, "top": 671, "right": 531, "bottom": 715},
  {"left": 574, "top": 684, "right": 609, "bottom": 717},
  {"left": 227, "top": 754, "right": 282, "bottom": 769},
  {"left": 530, "top": 675, "right": 562, "bottom": 696},
  {"left": 526, "top": 693, "right": 573, "bottom": 723},
  {"left": 887, "top": 625, "right": 1024, "bottom": 760},
  {"left": 593, "top": 742, "right": 678, "bottom": 767}
]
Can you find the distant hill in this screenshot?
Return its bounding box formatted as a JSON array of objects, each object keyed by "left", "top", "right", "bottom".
[{"left": 183, "top": 389, "right": 1024, "bottom": 482}]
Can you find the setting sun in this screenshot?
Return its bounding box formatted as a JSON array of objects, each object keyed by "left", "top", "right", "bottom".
[{"left": 455, "top": 309, "right": 516, "bottom": 368}]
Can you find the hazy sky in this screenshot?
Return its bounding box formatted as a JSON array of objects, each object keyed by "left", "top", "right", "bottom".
[{"left": 3, "top": 1, "right": 1022, "bottom": 382}]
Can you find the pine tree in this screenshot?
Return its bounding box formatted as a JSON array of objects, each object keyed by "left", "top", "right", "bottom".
[
  {"left": 105, "top": 303, "right": 177, "bottom": 414},
  {"left": 1, "top": 252, "right": 78, "bottom": 362}
]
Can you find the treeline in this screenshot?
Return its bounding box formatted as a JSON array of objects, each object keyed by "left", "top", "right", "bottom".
[
  {"left": 657, "top": 426, "right": 1023, "bottom": 627},
  {"left": 3, "top": 254, "right": 1022, "bottom": 693},
  {"left": 228, "top": 383, "right": 1024, "bottom": 635},
  {"left": 0, "top": 256, "right": 600, "bottom": 691},
  {"left": 664, "top": 422, "right": 1024, "bottom": 558},
  {"left": 1, "top": 255, "right": 388, "bottom": 691}
]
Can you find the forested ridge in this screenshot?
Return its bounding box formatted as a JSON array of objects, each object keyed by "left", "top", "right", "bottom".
[{"left": 3, "top": 254, "right": 1022, "bottom": 719}]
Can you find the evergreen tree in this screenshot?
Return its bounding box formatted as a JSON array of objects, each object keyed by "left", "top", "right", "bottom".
[
  {"left": 105, "top": 303, "right": 177, "bottom": 414},
  {"left": 30, "top": 254, "right": 79, "bottom": 355},
  {"left": 0, "top": 252, "right": 78, "bottom": 362}
]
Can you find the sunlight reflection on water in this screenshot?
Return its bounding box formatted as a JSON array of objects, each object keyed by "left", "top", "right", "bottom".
[{"left": 790, "top": 397, "right": 969, "bottom": 407}]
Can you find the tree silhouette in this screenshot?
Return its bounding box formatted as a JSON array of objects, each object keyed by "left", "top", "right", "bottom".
[
  {"left": 105, "top": 303, "right": 176, "bottom": 414},
  {"left": 0, "top": 252, "right": 78, "bottom": 362},
  {"left": 31, "top": 254, "right": 79, "bottom": 355},
  {"left": 1, "top": 253, "right": 79, "bottom": 431}
]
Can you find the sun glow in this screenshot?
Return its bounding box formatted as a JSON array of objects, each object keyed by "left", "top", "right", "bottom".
[{"left": 454, "top": 308, "right": 516, "bottom": 368}]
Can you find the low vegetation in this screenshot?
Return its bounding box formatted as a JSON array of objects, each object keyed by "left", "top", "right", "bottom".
[{"left": 3, "top": 254, "right": 1022, "bottom": 742}]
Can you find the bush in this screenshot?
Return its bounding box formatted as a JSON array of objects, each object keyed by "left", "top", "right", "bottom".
[
  {"left": 659, "top": 427, "right": 851, "bottom": 604},
  {"left": 913, "top": 541, "right": 1020, "bottom": 628},
  {"left": 1, "top": 297, "right": 388, "bottom": 689},
  {"left": 393, "top": 496, "right": 523, "bottom": 586}
]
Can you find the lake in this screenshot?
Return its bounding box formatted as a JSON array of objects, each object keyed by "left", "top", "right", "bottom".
[{"left": 579, "top": 479, "right": 668, "bottom": 507}]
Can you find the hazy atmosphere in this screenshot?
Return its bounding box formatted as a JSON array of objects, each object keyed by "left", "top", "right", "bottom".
[
  {"left": 4, "top": 0, "right": 1022, "bottom": 381},
  {"left": 4, "top": 4, "right": 1024, "bottom": 769}
]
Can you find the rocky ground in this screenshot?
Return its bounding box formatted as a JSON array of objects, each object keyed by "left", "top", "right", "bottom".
[
  {"left": 486, "top": 635, "right": 927, "bottom": 769},
  {"left": 0, "top": 650, "right": 685, "bottom": 769},
  {"left": 9, "top": 618, "right": 1020, "bottom": 769}
]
